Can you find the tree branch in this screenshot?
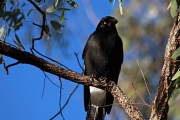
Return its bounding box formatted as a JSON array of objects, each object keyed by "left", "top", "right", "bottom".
[
  {"left": 150, "top": 14, "right": 180, "bottom": 120},
  {"left": 0, "top": 42, "right": 144, "bottom": 120}
]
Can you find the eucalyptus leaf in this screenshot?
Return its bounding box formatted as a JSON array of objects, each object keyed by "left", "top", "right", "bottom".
[
  {"left": 57, "top": 8, "right": 70, "bottom": 11},
  {"left": 119, "top": 0, "right": 123, "bottom": 15},
  {"left": 0, "top": 26, "right": 4, "bottom": 38},
  {"left": 44, "top": 25, "right": 51, "bottom": 37},
  {"left": 50, "top": 20, "right": 62, "bottom": 33},
  {"left": 67, "top": 1, "right": 78, "bottom": 8},
  {"left": 54, "top": 0, "right": 60, "bottom": 7},
  {"left": 167, "top": 2, "right": 171, "bottom": 9},
  {"left": 169, "top": 88, "right": 180, "bottom": 105},
  {"left": 12, "top": 39, "right": 23, "bottom": 50},
  {"left": 170, "top": 0, "right": 178, "bottom": 18},
  {"left": 59, "top": 11, "right": 64, "bottom": 23},
  {"left": 15, "top": 34, "right": 25, "bottom": 50},
  {"left": 27, "top": 8, "right": 36, "bottom": 16},
  {"left": 172, "top": 69, "right": 180, "bottom": 80},
  {"left": 46, "top": 5, "right": 56, "bottom": 13},
  {"left": 172, "top": 47, "right": 180, "bottom": 58}
]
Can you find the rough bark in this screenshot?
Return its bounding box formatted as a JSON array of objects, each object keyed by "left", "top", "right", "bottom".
[
  {"left": 0, "top": 42, "right": 144, "bottom": 120},
  {"left": 150, "top": 14, "right": 180, "bottom": 120}
]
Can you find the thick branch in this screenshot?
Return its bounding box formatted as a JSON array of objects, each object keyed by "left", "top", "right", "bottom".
[
  {"left": 0, "top": 42, "right": 144, "bottom": 119},
  {"left": 150, "top": 14, "right": 180, "bottom": 120}
]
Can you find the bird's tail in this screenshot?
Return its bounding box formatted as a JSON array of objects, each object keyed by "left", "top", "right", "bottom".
[{"left": 86, "top": 105, "right": 105, "bottom": 120}]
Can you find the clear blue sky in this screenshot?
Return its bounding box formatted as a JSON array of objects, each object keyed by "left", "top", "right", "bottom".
[{"left": 0, "top": 0, "right": 125, "bottom": 120}]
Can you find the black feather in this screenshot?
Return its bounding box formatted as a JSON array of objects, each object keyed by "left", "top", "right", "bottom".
[{"left": 83, "top": 16, "right": 123, "bottom": 120}]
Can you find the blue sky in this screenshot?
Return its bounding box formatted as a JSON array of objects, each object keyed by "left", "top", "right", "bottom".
[{"left": 0, "top": 0, "right": 124, "bottom": 120}]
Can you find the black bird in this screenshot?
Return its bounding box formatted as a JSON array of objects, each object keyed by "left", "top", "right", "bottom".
[{"left": 82, "top": 16, "right": 124, "bottom": 120}]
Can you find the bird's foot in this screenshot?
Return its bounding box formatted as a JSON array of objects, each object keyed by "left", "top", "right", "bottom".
[
  {"left": 90, "top": 74, "right": 96, "bottom": 83},
  {"left": 98, "top": 77, "right": 107, "bottom": 84}
]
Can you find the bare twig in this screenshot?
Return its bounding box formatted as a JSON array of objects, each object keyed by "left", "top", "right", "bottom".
[
  {"left": 33, "top": 48, "right": 71, "bottom": 70},
  {"left": 137, "top": 59, "right": 153, "bottom": 102},
  {"left": 59, "top": 77, "right": 65, "bottom": 120},
  {"left": 27, "top": 0, "right": 46, "bottom": 53},
  {"left": 33, "top": 22, "right": 42, "bottom": 28},
  {"left": 41, "top": 72, "right": 47, "bottom": 99},
  {"left": 4, "top": 61, "right": 20, "bottom": 74},
  {"left": 43, "top": 72, "right": 60, "bottom": 88},
  {"left": 74, "top": 52, "right": 84, "bottom": 72},
  {"left": 50, "top": 84, "right": 79, "bottom": 120},
  {"left": 132, "top": 82, "right": 152, "bottom": 108}
]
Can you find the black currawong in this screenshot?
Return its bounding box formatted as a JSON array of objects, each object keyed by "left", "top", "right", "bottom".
[{"left": 82, "top": 16, "right": 124, "bottom": 120}]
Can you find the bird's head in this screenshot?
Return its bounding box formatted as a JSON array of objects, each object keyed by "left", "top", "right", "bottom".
[{"left": 96, "top": 16, "right": 118, "bottom": 31}]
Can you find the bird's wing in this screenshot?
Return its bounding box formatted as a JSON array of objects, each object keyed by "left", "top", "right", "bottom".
[{"left": 83, "top": 34, "right": 93, "bottom": 111}]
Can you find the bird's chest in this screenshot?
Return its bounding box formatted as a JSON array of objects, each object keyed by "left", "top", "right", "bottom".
[{"left": 97, "top": 34, "right": 117, "bottom": 57}]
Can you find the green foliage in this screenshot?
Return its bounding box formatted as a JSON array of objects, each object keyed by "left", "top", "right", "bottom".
[
  {"left": 57, "top": 8, "right": 70, "bottom": 11},
  {"left": 6, "top": 8, "right": 25, "bottom": 35},
  {"left": 44, "top": 25, "right": 51, "bottom": 39},
  {"left": 67, "top": 0, "right": 78, "bottom": 8},
  {"left": 167, "top": 0, "right": 180, "bottom": 18},
  {"left": 59, "top": 11, "right": 64, "bottom": 23},
  {"left": 15, "top": 34, "right": 25, "bottom": 50},
  {"left": 119, "top": 0, "right": 123, "bottom": 15},
  {"left": 172, "top": 48, "right": 180, "bottom": 88},
  {"left": 46, "top": 5, "right": 56, "bottom": 13},
  {"left": 0, "top": 26, "right": 4, "bottom": 38},
  {"left": 169, "top": 87, "right": 180, "bottom": 105},
  {"left": 172, "top": 69, "right": 180, "bottom": 81},
  {"left": 50, "top": 20, "right": 62, "bottom": 33},
  {"left": 172, "top": 47, "right": 180, "bottom": 58}
]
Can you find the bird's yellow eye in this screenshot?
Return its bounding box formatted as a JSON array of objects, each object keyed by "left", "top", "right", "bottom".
[{"left": 103, "top": 21, "right": 107, "bottom": 25}]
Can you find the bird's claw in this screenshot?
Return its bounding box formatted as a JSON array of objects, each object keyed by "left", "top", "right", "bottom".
[
  {"left": 98, "top": 77, "right": 107, "bottom": 85},
  {"left": 90, "top": 74, "right": 96, "bottom": 83}
]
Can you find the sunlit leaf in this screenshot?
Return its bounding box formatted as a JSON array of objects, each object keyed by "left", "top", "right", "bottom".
[
  {"left": 27, "top": 8, "right": 36, "bottom": 16},
  {"left": 169, "top": 87, "right": 180, "bottom": 105},
  {"left": 0, "top": 26, "right": 4, "bottom": 38},
  {"left": 119, "top": 0, "right": 123, "bottom": 15},
  {"left": 15, "top": 34, "right": 25, "bottom": 50},
  {"left": 60, "top": 11, "right": 64, "bottom": 23},
  {"left": 46, "top": 5, "right": 56, "bottom": 13},
  {"left": 67, "top": 1, "right": 78, "bottom": 8},
  {"left": 174, "top": 77, "right": 180, "bottom": 87},
  {"left": 167, "top": 2, "right": 171, "bottom": 9},
  {"left": 50, "top": 20, "right": 62, "bottom": 33},
  {"left": 170, "top": 0, "right": 178, "bottom": 18},
  {"left": 172, "top": 47, "right": 180, "bottom": 58},
  {"left": 172, "top": 69, "right": 180, "bottom": 80},
  {"left": 57, "top": 8, "right": 70, "bottom": 11},
  {"left": 54, "top": 0, "right": 60, "bottom": 7}
]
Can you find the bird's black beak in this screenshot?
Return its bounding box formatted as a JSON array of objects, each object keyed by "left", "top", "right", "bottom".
[
  {"left": 111, "top": 18, "right": 118, "bottom": 25},
  {"left": 108, "top": 18, "right": 118, "bottom": 26}
]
